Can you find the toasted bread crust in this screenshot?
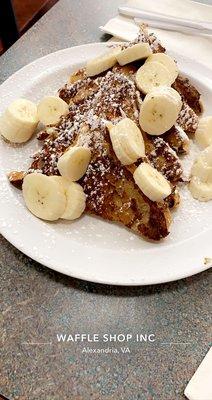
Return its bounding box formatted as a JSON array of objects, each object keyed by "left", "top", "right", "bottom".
[
  {"left": 162, "top": 125, "right": 190, "bottom": 155},
  {"left": 173, "top": 75, "right": 202, "bottom": 115}
]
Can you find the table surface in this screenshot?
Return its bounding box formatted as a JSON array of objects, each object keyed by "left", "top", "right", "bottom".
[{"left": 0, "top": 0, "right": 211, "bottom": 399}]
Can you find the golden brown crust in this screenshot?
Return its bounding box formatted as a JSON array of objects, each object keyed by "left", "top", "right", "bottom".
[
  {"left": 8, "top": 171, "right": 26, "bottom": 189},
  {"left": 162, "top": 125, "right": 190, "bottom": 155},
  {"left": 172, "top": 75, "right": 202, "bottom": 116}
]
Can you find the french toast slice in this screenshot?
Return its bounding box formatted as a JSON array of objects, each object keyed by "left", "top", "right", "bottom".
[{"left": 79, "top": 126, "right": 172, "bottom": 240}]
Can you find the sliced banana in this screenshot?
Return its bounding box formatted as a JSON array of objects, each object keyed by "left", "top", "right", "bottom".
[
  {"left": 37, "top": 96, "right": 69, "bottom": 126},
  {"left": 135, "top": 61, "right": 173, "bottom": 94},
  {"left": 109, "top": 128, "right": 134, "bottom": 165},
  {"left": 50, "top": 176, "right": 86, "bottom": 220},
  {"left": 116, "top": 43, "right": 152, "bottom": 66},
  {"left": 108, "top": 118, "right": 145, "bottom": 164},
  {"left": 189, "top": 177, "right": 212, "bottom": 202},
  {"left": 191, "top": 145, "right": 212, "bottom": 183},
  {"left": 195, "top": 116, "right": 212, "bottom": 148},
  {"left": 0, "top": 98, "right": 38, "bottom": 143},
  {"left": 22, "top": 173, "right": 66, "bottom": 221},
  {"left": 145, "top": 53, "right": 178, "bottom": 83},
  {"left": 57, "top": 146, "right": 91, "bottom": 181},
  {"left": 61, "top": 183, "right": 86, "bottom": 220},
  {"left": 49, "top": 175, "right": 71, "bottom": 190},
  {"left": 118, "top": 119, "right": 145, "bottom": 159},
  {"left": 139, "top": 86, "right": 182, "bottom": 135},
  {"left": 133, "top": 162, "right": 171, "bottom": 202},
  {"left": 86, "top": 49, "right": 120, "bottom": 77}
]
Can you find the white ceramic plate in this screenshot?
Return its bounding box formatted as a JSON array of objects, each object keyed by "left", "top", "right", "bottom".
[{"left": 0, "top": 43, "right": 212, "bottom": 285}]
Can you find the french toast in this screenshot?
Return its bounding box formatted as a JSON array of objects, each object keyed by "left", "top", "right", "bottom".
[
  {"left": 8, "top": 26, "right": 202, "bottom": 240},
  {"left": 30, "top": 70, "right": 175, "bottom": 240}
]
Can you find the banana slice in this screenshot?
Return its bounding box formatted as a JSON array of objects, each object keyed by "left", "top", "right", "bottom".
[
  {"left": 61, "top": 182, "right": 86, "bottom": 220},
  {"left": 116, "top": 43, "right": 152, "bottom": 66},
  {"left": 195, "top": 116, "right": 212, "bottom": 148},
  {"left": 191, "top": 145, "right": 212, "bottom": 183},
  {"left": 0, "top": 99, "right": 38, "bottom": 143},
  {"left": 50, "top": 176, "right": 86, "bottom": 220},
  {"left": 109, "top": 128, "right": 134, "bottom": 165},
  {"left": 108, "top": 118, "right": 145, "bottom": 163},
  {"left": 37, "top": 96, "right": 69, "bottom": 126},
  {"left": 49, "top": 175, "right": 71, "bottom": 190},
  {"left": 86, "top": 49, "right": 120, "bottom": 77},
  {"left": 22, "top": 173, "right": 66, "bottom": 221},
  {"left": 133, "top": 162, "right": 171, "bottom": 202},
  {"left": 57, "top": 146, "right": 91, "bottom": 181},
  {"left": 139, "top": 86, "right": 182, "bottom": 135},
  {"left": 135, "top": 61, "right": 173, "bottom": 94},
  {"left": 145, "top": 53, "right": 178, "bottom": 83},
  {"left": 189, "top": 177, "right": 212, "bottom": 202}
]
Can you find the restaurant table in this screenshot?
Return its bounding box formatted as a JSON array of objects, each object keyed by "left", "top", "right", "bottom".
[{"left": 0, "top": 0, "right": 211, "bottom": 399}]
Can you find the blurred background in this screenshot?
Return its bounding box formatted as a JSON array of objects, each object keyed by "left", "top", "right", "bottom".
[{"left": 0, "top": 0, "right": 58, "bottom": 55}]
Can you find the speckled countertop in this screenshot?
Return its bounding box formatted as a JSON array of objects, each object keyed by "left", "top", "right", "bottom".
[{"left": 0, "top": 1, "right": 211, "bottom": 399}]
